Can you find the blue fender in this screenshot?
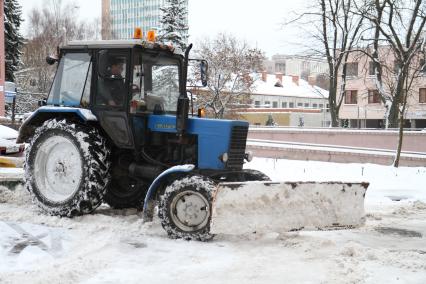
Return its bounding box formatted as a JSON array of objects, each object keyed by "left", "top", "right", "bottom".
[
  {"left": 17, "top": 106, "right": 98, "bottom": 143},
  {"left": 142, "top": 164, "right": 195, "bottom": 222}
]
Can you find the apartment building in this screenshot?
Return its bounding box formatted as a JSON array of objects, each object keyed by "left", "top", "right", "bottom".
[
  {"left": 101, "top": 0, "right": 188, "bottom": 40},
  {"left": 263, "top": 55, "right": 329, "bottom": 78},
  {"left": 237, "top": 72, "right": 331, "bottom": 127},
  {"left": 338, "top": 46, "right": 426, "bottom": 128}
]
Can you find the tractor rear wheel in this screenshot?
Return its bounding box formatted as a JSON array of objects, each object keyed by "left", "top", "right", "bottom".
[
  {"left": 25, "top": 119, "right": 111, "bottom": 216},
  {"left": 158, "top": 175, "right": 215, "bottom": 241}
]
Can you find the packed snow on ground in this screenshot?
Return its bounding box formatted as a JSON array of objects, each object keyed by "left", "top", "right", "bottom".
[
  {"left": 0, "top": 125, "right": 18, "bottom": 140},
  {"left": 0, "top": 158, "right": 425, "bottom": 284}
]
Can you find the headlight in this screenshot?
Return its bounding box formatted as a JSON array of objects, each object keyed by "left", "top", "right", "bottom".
[{"left": 220, "top": 152, "right": 229, "bottom": 163}]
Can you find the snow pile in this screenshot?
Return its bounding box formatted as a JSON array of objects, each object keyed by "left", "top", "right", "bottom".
[
  {"left": 0, "top": 125, "right": 18, "bottom": 140},
  {"left": 0, "top": 185, "right": 29, "bottom": 205},
  {"left": 211, "top": 182, "right": 367, "bottom": 234}
]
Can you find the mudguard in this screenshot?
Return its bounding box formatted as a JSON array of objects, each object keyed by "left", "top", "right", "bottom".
[
  {"left": 142, "top": 164, "right": 195, "bottom": 222},
  {"left": 17, "top": 107, "right": 97, "bottom": 143}
]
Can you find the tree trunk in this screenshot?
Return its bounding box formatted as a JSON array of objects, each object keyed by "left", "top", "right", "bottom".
[
  {"left": 328, "top": 84, "right": 339, "bottom": 127},
  {"left": 388, "top": 73, "right": 405, "bottom": 128},
  {"left": 387, "top": 102, "right": 399, "bottom": 128},
  {"left": 393, "top": 114, "right": 404, "bottom": 168},
  {"left": 330, "top": 107, "right": 339, "bottom": 127}
]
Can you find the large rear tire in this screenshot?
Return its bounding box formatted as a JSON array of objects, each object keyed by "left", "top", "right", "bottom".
[
  {"left": 158, "top": 175, "right": 215, "bottom": 241},
  {"left": 25, "top": 119, "right": 111, "bottom": 216}
]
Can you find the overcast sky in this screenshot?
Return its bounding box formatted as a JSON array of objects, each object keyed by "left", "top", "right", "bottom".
[{"left": 17, "top": 0, "right": 306, "bottom": 58}]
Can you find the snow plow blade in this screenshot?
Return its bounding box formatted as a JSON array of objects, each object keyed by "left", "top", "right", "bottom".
[{"left": 210, "top": 181, "right": 369, "bottom": 235}]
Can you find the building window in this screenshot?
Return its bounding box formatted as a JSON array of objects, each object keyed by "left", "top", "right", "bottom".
[
  {"left": 254, "top": 101, "right": 260, "bottom": 108},
  {"left": 368, "top": 62, "right": 375, "bottom": 76},
  {"left": 346, "top": 62, "right": 358, "bottom": 77},
  {"left": 265, "top": 101, "right": 271, "bottom": 108},
  {"left": 420, "top": 88, "right": 426, "bottom": 103},
  {"left": 345, "top": 90, "right": 358, "bottom": 104},
  {"left": 368, "top": 90, "right": 380, "bottom": 104},
  {"left": 272, "top": 101, "right": 278, "bottom": 108},
  {"left": 297, "top": 102, "right": 303, "bottom": 108},
  {"left": 282, "top": 102, "right": 287, "bottom": 108},
  {"left": 304, "top": 103, "right": 309, "bottom": 108},
  {"left": 289, "top": 102, "right": 294, "bottom": 108}
]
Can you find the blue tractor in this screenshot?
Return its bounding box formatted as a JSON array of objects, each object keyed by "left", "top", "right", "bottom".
[{"left": 17, "top": 40, "right": 267, "bottom": 241}]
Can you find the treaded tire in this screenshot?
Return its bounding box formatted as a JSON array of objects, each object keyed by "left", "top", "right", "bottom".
[
  {"left": 25, "top": 118, "right": 111, "bottom": 217},
  {"left": 158, "top": 175, "right": 215, "bottom": 241},
  {"left": 103, "top": 177, "right": 148, "bottom": 209}
]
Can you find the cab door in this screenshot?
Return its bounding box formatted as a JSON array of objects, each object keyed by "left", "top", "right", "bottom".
[{"left": 92, "top": 49, "right": 134, "bottom": 149}]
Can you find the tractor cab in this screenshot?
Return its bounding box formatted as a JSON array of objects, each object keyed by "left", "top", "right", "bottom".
[
  {"left": 45, "top": 40, "right": 195, "bottom": 150},
  {"left": 47, "top": 40, "right": 187, "bottom": 111}
]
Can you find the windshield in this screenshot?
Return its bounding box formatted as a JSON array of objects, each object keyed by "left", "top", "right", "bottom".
[
  {"left": 131, "top": 52, "right": 181, "bottom": 113},
  {"left": 47, "top": 53, "right": 91, "bottom": 106}
]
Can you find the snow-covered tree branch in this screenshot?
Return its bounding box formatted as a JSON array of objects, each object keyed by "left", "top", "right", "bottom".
[
  {"left": 193, "top": 34, "right": 264, "bottom": 119},
  {"left": 158, "top": 0, "right": 188, "bottom": 51}
]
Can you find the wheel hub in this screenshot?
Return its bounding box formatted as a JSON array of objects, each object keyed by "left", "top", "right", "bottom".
[
  {"left": 171, "top": 191, "right": 210, "bottom": 232},
  {"left": 54, "top": 162, "right": 66, "bottom": 174}
]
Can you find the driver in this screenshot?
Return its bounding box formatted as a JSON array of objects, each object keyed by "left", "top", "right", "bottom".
[{"left": 98, "top": 57, "right": 126, "bottom": 106}]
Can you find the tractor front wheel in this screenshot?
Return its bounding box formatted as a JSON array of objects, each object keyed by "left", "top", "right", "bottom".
[{"left": 158, "top": 175, "right": 215, "bottom": 241}]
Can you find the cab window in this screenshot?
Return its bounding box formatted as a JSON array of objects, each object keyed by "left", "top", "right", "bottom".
[
  {"left": 131, "top": 52, "right": 180, "bottom": 114},
  {"left": 47, "top": 53, "right": 91, "bottom": 106}
]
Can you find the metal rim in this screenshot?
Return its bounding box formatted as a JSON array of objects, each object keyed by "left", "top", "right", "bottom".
[
  {"left": 169, "top": 190, "right": 210, "bottom": 232},
  {"left": 34, "top": 135, "right": 83, "bottom": 203}
]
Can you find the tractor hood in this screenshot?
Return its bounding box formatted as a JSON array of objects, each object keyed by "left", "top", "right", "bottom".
[{"left": 148, "top": 115, "right": 249, "bottom": 170}]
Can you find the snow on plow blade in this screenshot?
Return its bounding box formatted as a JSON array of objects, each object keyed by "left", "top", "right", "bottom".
[{"left": 210, "top": 181, "right": 369, "bottom": 235}]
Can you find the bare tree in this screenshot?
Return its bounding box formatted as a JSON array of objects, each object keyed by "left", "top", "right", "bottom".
[
  {"left": 360, "top": 0, "right": 426, "bottom": 128},
  {"left": 17, "top": 0, "right": 100, "bottom": 93},
  {"left": 320, "top": 0, "right": 365, "bottom": 126},
  {"left": 358, "top": 0, "right": 426, "bottom": 166},
  {"left": 285, "top": 0, "right": 365, "bottom": 126},
  {"left": 194, "top": 34, "right": 264, "bottom": 119}
]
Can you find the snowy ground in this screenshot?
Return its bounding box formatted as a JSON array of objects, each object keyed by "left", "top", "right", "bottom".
[{"left": 0, "top": 158, "right": 425, "bottom": 284}]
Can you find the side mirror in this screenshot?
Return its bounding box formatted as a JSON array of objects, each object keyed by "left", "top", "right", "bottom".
[
  {"left": 200, "top": 60, "right": 208, "bottom": 87},
  {"left": 98, "top": 50, "right": 109, "bottom": 78},
  {"left": 187, "top": 59, "right": 208, "bottom": 87},
  {"left": 46, "top": 55, "right": 59, "bottom": 65}
]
